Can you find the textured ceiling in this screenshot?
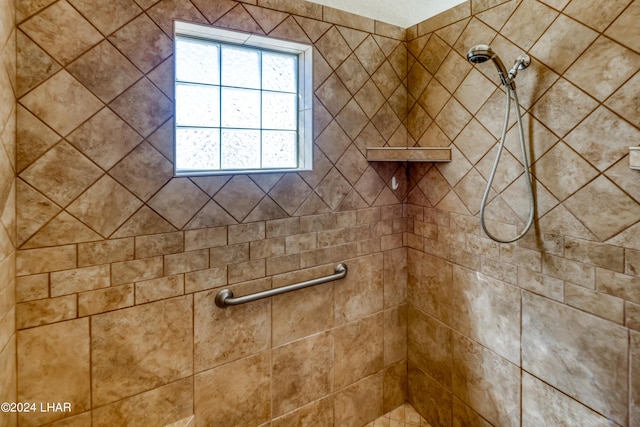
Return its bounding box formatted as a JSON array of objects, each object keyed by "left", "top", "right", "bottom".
[{"left": 305, "top": 0, "right": 466, "bottom": 27}]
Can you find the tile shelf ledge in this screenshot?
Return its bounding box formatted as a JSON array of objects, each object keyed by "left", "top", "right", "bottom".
[{"left": 366, "top": 147, "right": 452, "bottom": 162}]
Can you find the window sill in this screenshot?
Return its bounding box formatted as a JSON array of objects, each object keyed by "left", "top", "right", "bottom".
[{"left": 366, "top": 147, "right": 451, "bottom": 162}]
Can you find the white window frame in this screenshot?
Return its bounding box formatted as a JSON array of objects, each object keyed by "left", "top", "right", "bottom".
[{"left": 173, "top": 20, "right": 313, "bottom": 176}]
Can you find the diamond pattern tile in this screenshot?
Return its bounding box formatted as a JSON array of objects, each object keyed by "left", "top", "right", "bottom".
[
  {"left": 372, "top": 60, "right": 401, "bottom": 99},
  {"left": 109, "top": 77, "right": 172, "bottom": 137},
  {"left": 606, "top": 71, "right": 640, "bottom": 129},
  {"left": 16, "top": 105, "right": 60, "bottom": 173},
  {"left": 419, "top": 34, "right": 450, "bottom": 75},
  {"left": 355, "top": 36, "right": 386, "bottom": 75},
  {"left": 565, "top": 175, "right": 640, "bottom": 241},
  {"left": 354, "top": 79, "right": 385, "bottom": 119},
  {"left": 67, "top": 175, "right": 143, "bottom": 238},
  {"left": 315, "top": 73, "right": 352, "bottom": 117},
  {"left": 315, "top": 167, "right": 351, "bottom": 210},
  {"left": 454, "top": 118, "right": 496, "bottom": 164},
  {"left": 532, "top": 141, "right": 599, "bottom": 201},
  {"left": 336, "top": 54, "right": 368, "bottom": 95},
  {"left": 434, "top": 51, "right": 472, "bottom": 94},
  {"left": 108, "top": 13, "right": 173, "bottom": 73},
  {"left": 109, "top": 142, "right": 173, "bottom": 201},
  {"left": 20, "top": 70, "right": 103, "bottom": 136},
  {"left": 213, "top": 176, "right": 265, "bottom": 222},
  {"left": 147, "top": 0, "right": 207, "bottom": 36},
  {"left": 566, "top": 0, "right": 632, "bottom": 32},
  {"left": 19, "top": 1, "right": 103, "bottom": 66},
  {"left": 17, "top": 179, "right": 60, "bottom": 246},
  {"left": 530, "top": 14, "right": 598, "bottom": 74},
  {"left": 67, "top": 0, "right": 142, "bottom": 36},
  {"left": 531, "top": 78, "right": 598, "bottom": 138},
  {"left": 66, "top": 108, "right": 142, "bottom": 171},
  {"left": 501, "top": 0, "right": 558, "bottom": 51},
  {"left": 354, "top": 166, "right": 386, "bottom": 205},
  {"left": 565, "top": 106, "right": 640, "bottom": 171},
  {"left": 315, "top": 26, "right": 351, "bottom": 70},
  {"left": 565, "top": 36, "right": 640, "bottom": 102},
  {"left": 16, "top": 30, "right": 60, "bottom": 97},
  {"left": 112, "top": 205, "right": 176, "bottom": 238},
  {"left": 268, "top": 174, "right": 312, "bottom": 216},
  {"left": 67, "top": 40, "right": 142, "bottom": 103},
  {"left": 454, "top": 168, "right": 490, "bottom": 215},
  {"left": 315, "top": 120, "right": 351, "bottom": 163},
  {"left": 148, "top": 178, "right": 210, "bottom": 228},
  {"left": 19, "top": 141, "right": 103, "bottom": 207},
  {"left": 23, "top": 211, "right": 102, "bottom": 248},
  {"left": 604, "top": 0, "right": 640, "bottom": 53},
  {"left": 185, "top": 200, "right": 237, "bottom": 229},
  {"left": 335, "top": 99, "right": 368, "bottom": 140}
]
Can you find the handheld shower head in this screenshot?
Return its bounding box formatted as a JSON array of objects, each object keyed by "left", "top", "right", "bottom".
[{"left": 467, "top": 44, "right": 511, "bottom": 87}]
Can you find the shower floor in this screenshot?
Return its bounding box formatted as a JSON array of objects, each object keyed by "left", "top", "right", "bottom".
[{"left": 366, "top": 403, "right": 431, "bottom": 427}]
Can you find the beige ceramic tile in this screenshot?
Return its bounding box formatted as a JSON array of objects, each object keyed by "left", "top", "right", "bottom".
[
  {"left": 565, "top": 36, "right": 640, "bottom": 103},
  {"left": 68, "top": 0, "right": 141, "bottom": 35},
  {"left": 109, "top": 77, "right": 172, "bottom": 137},
  {"left": 92, "top": 378, "right": 193, "bottom": 427},
  {"left": 407, "top": 250, "right": 453, "bottom": 325},
  {"left": 407, "top": 305, "right": 451, "bottom": 390},
  {"left": 522, "top": 291, "right": 628, "bottom": 425},
  {"left": 500, "top": 0, "right": 558, "bottom": 51},
  {"left": 77, "top": 238, "right": 134, "bottom": 267},
  {"left": 272, "top": 332, "right": 334, "bottom": 416},
  {"left": 107, "top": 13, "right": 172, "bottom": 73},
  {"left": 407, "top": 362, "right": 452, "bottom": 427},
  {"left": 334, "top": 313, "right": 384, "bottom": 389},
  {"left": 383, "top": 362, "right": 408, "bottom": 414},
  {"left": 16, "top": 294, "right": 76, "bottom": 329},
  {"left": 50, "top": 264, "right": 109, "bottom": 297},
  {"left": 66, "top": 108, "right": 142, "bottom": 171},
  {"left": 78, "top": 284, "right": 134, "bottom": 316},
  {"left": 335, "top": 254, "right": 384, "bottom": 324},
  {"left": 67, "top": 40, "right": 142, "bottom": 103},
  {"left": 565, "top": 175, "right": 640, "bottom": 241},
  {"left": 194, "top": 352, "right": 271, "bottom": 427},
  {"left": 67, "top": 175, "right": 142, "bottom": 238},
  {"left": 135, "top": 274, "right": 184, "bottom": 304},
  {"left": 19, "top": 0, "right": 102, "bottom": 65},
  {"left": 271, "top": 275, "right": 334, "bottom": 346},
  {"left": 19, "top": 141, "right": 102, "bottom": 207},
  {"left": 522, "top": 372, "right": 613, "bottom": 427},
  {"left": 17, "top": 319, "right": 90, "bottom": 426},
  {"left": 452, "top": 332, "right": 520, "bottom": 427},
  {"left": 194, "top": 281, "right": 270, "bottom": 372},
  {"left": 604, "top": 0, "right": 640, "bottom": 53},
  {"left": 272, "top": 397, "right": 333, "bottom": 427},
  {"left": 334, "top": 372, "right": 384, "bottom": 427},
  {"left": 109, "top": 142, "right": 173, "bottom": 201},
  {"left": 91, "top": 296, "right": 193, "bottom": 406}
]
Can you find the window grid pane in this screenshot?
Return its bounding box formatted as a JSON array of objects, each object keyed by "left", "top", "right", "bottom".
[{"left": 175, "top": 35, "right": 300, "bottom": 172}]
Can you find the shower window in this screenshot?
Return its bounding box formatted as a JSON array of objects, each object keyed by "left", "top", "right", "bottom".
[{"left": 173, "top": 21, "right": 313, "bottom": 176}]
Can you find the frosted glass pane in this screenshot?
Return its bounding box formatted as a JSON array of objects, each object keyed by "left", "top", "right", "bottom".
[
  {"left": 221, "top": 88, "right": 260, "bottom": 128},
  {"left": 176, "top": 128, "right": 220, "bottom": 170},
  {"left": 262, "top": 92, "right": 297, "bottom": 130},
  {"left": 221, "top": 46, "right": 260, "bottom": 89},
  {"left": 221, "top": 129, "right": 260, "bottom": 169},
  {"left": 175, "top": 37, "right": 219, "bottom": 85},
  {"left": 262, "top": 131, "right": 297, "bottom": 168},
  {"left": 175, "top": 84, "right": 219, "bottom": 127},
  {"left": 263, "top": 52, "right": 297, "bottom": 92}
]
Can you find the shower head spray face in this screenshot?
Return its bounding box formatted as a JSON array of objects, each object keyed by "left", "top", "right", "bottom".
[{"left": 467, "top": 44, "right": 511, "bottom": 87}]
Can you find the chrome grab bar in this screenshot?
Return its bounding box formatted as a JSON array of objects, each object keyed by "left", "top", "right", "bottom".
[{"left": 215, "top": 263, "right": 348, "bottom": 308}]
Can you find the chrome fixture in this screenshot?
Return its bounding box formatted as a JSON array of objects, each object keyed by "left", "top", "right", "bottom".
[
  {"left": 215, "top": 263, "right": 348, "bottom": 308},
  {"left": 467, "top": 44, "right": 534, "bottom": 243}
]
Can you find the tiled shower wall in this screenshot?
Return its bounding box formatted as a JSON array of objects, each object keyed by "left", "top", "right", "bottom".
[
  {"left": 0, "top": 0, "right": 15, "bottom": 424},
  {"left": 405, "top": 0, "right": 640, "bottom": 426},
  {"left": 13, "top": 0, "right": 410, "bottom": 426}
]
